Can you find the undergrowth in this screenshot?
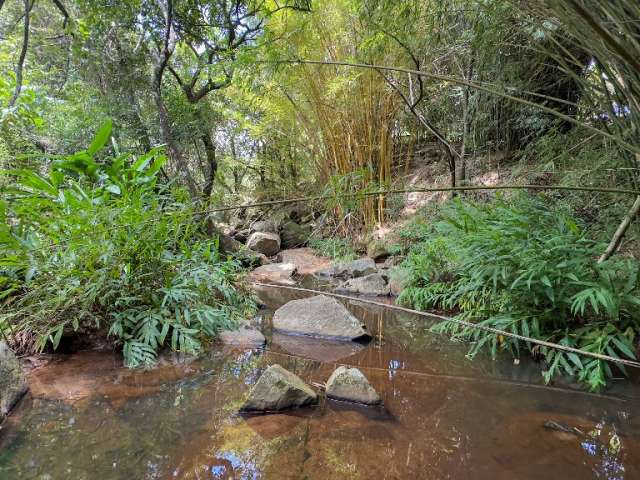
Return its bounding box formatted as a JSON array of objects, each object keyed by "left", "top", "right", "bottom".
[
  {"left": 0, "top": 121, "right": 255, "bottom": 367},
  {"left": 397, "top": 194, "right": 640, "bottom": 390},
  {"left": 309, "top": 237, "right": 358, "bottom": 262}
]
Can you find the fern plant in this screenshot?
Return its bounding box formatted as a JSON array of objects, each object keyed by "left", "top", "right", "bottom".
[
  {"left": 398, "top": 194, "right": 640, "bottom": 390},
  {"left": 1, "top": 121, "right": 256, "bottom": 367}
]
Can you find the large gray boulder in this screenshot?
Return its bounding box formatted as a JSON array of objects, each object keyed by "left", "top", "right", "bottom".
[
  {"left": 273, "top": 295, "right": 369, "bottom": 340},
  {"left": 247, "top": 232, "right": 281, "bottom": 256},
  {"left": 337, "top": 273, "right": 390, "bottom": 296},
  {"left": 325, "top": 366, "right": 381, "bottom": 405},
  {"left": 280, "top": 221, "right": 312, "bottom": 249},
  {"left": 0, "top": 342, "right": 27, "bottom": 420},
  {"left": 240, "top": 364, "right": 317, "bottom": 412},
  {"left": 317, "top": 258, "right": 377, "bottom": 279}
]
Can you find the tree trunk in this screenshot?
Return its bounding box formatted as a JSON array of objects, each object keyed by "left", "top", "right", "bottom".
[
  {"left": 201, "top": 133, "right": 217, "bottom": 199},
  {"left": 9, "top": 0, "right": 32, "bottom": 108},
  {"left": 457, "top": 57, "right": 475, "bottom": 187},
  {"left": 152, "top": 82, "right": 197, "bottom": 196},
  {"left": 129, "top": 93, "right": 152, "bottom": 152}
]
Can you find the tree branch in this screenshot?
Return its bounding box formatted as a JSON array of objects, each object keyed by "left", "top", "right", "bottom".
[
  {"left": 9, "top": 0, "right": 32, "bottom": 108},
  {"left": 51, "top": 0, "right": 69, "bottom": 28}
]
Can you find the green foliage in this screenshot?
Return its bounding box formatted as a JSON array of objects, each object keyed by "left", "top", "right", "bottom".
[
  {"left": 1, "top": 122, "right": 255, "bottom": 367},
  {"left": 0, "top": 72, "right": 42, "bottom": 129},
  {"left": 309, "top": 237, "right": 358, "bottom": 262},
  {"left": 398, "top": 194, "right": 640, "bottom": 390}
]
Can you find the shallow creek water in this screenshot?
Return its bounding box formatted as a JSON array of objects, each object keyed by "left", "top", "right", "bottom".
[{"left": 1, "top": 282, "right": 640, "bottom": 479}]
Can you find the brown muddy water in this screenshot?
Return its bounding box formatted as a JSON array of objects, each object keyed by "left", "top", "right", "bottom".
[{"left": 1, "top": 283, "right": 639, "bottom": 479}]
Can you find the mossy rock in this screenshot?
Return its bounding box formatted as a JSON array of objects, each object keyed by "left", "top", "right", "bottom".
[{"left": 366, "top": 239, "right": 390, "bottom": 261}]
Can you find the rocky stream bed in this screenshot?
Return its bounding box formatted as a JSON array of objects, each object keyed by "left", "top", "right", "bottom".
[{"left": 0, "top": 248, "right": 639, "bottom": 479}]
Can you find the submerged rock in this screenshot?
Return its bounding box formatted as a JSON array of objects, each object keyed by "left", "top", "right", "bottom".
[
  {"left": 0, "top": 342, "right": 27, "bottom": 419},
  {"left": 273, "top": 295, "right": 369, "bottom": 340},
  {"left": 247, "top": 232, "right": 281, "bottom": 256},
  {"left": 249, "top": 262, "right": 297, "bottom": 285},
  {"left": 337, "top": 273, "right": 390, "bottom": 296},
  {"left": 325, "top": 366, "right": 381, "bottom": 405},
  {"left": 317, "top": 258, "right": 377, "bottom": 279},
  {"left": 240, "top": 364, "right": 318, "bottom": 412},
  {"left": 219, "top": 323, "right": 266, "bottom": 348}
]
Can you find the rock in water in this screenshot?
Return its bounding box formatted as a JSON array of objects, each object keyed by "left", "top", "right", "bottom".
[
  {"left": 219, "top": 323, "right": 266, "bottom": 348},
  {"left": 247, "top": 232, "right": 281, "bottom": 256},
  {"left": 249, "top": 263, "right": 297, "bottom": 285},
  {"left": 325, "top": 366, "right": 381, "bottom": 405},
  {"left": 317, "top": 258, "right": 377, "bottom": 279},
  {"left": 337, "top": 273, "right": 390, "bottom": 296},
  {"left": 241, "top": 364, "right": 317, "bottom": 412},
  {"left": 0, "top": 342, "right": 27, "bottom": 420},
  {"left": 273, "top": 295, "right": 369, "bottom": 340}
]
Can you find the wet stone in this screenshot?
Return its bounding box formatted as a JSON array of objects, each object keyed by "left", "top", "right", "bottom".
[
  {"left": 325, "top": 366, "right": 382, "bottom": 405},
  {"left": 219, "top": 323, "right": 266, "bottom": 348},
  {"left": 337, "top": 273, "right": 390, "bottom": 296},
  {"left": 240, "top": 364, "right": 318, "bottom": 412},
  {"left": 273, "top": 295, "right": 369, "bottom": 340},
  {"left": 249, "top": 262, "right": 297, "bottom": 285},
  {"left": 317, "top": 257, "right": 377, "bottom": 279}
]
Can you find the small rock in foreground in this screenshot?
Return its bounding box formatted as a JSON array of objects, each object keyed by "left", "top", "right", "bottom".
[
  {"left": 325, "top": 366, "right": 381, "bottom": 405},
  {"left": 240, "top": 364, "right": 318, "bottom": 412}
]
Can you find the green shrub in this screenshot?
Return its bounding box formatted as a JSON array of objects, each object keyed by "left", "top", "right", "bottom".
[
  {"left": 309, "top": 237, "right": 358, "bottom": 262},
  {"left": 1, "top": 121, "right": 255, "bottom": 367},
  {"left": 398, "top": 194, "right": 640, "bottom": 390}
]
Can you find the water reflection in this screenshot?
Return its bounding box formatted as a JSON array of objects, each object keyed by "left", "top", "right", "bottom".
[{"left": 0, "top": 287, "right": 638, "bottom": 479}]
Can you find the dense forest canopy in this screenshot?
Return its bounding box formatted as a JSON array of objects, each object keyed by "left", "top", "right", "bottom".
[{"left": 1, "top": 0, "right": 639, "bottom": 389}]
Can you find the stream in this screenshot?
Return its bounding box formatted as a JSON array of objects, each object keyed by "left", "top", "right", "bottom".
[{"left": 0, "top": 279, "right": 639, "bottom": 479}]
